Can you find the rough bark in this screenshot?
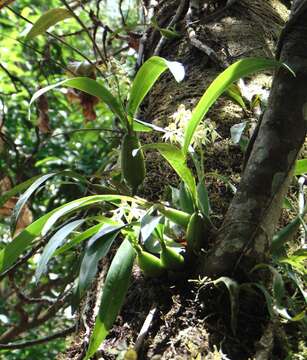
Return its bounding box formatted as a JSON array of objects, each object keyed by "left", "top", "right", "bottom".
[
  {"left": 65, "top": 1, "right": 306, "bottom": 358},
  {"left": 202, "top": 0, "right": 307, "bottom": 278}
]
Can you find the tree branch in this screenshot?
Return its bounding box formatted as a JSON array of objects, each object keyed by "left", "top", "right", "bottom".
[{"left": 0, "top": 325, "right": 75, "bottom": 350}]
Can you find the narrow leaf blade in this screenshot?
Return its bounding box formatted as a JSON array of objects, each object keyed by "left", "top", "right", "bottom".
[
  {"left": 197, "top": 180, "right": 210, "bottom": 216},
  {"left": 0, "top": 194, "right": 144, "bottom": 274},
  {"left": 142, "top": 143, "right": 196, "bottom": 201},
  {"left": 85, "top": 239, "right": 136, "bottom": 359},
  {"left": 26, "top": 8, "right": 72, "bottom": 40},
  {"left": 0, "top": 175, "right": 42, "bottom": 208},
  {"left": 11, "top": 173, "right": 57, "bottom": 234},
  {"left": 36, "top": 219, "right": 84, "bottom": 281},
  {"left": 78, "top": 225, "right": 123, "bottom": 296},
  {"left": 127, "top": 56, "right": 184, "bottom": 117},
  {"left": 30, "top": 77, "right": 126, "bottom": 122},
  {"left": 183, "top": 58, "right": 282, "bottom": 155}
]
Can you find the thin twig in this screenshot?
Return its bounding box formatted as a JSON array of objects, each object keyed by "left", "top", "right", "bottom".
[
  {"left": 154, "top": 0, "right": 188, "bottom": 56},
  {"left": 60, "top": 26, "right": 94, "bottom": 37},
  {"left": 60, "top": 0, "right": 107, "bottom": 67},
  {"left": 0, "top": 325, "right": 76, "bottom": 350},
  {"left": 7, "top": 6, "right": 102, "bottom": 77},
  {"left": 119, "top": 0, "right": 126, "bottom": 26},
  {"left": 134, "top": 306, "right": 157, "bottom": 353},
  {"left": 0, "top": 62, "right": 31, "bottom": 96},
  {"left": 0, "top": 33, "right": 76, "bottom": 76}
]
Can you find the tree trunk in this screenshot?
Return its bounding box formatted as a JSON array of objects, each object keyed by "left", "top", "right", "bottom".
[{"left": 64, "top": 1, "right": 307, "bottom": 359}]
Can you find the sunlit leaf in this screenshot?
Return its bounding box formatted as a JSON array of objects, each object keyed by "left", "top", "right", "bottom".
[
  {"left": 230, "top": 122, "right": 247, "bottom": 144},
  {"left": 133, "top": 118, "right": 165, "bottom": 133},
  {"left": 26, "top": 8, "right": 73, "bottom": 40},
  {"left": 294, "top": 159, "right": 307, "bottom": 176},
  {"left": 226, "top": 84, "right": 246, "bottom": 110},
  {"left": 127, "top": 56, "right": 184, "bottom": 117},
  {"left": 30, "top": 77, "right": 126, "bottom": 123},
  {"left": 142, "top": 143, "right": 196, "bottom": 201},
  {"left": 279, "top": 249, "right": 307, "bottom": 275},
  {"left": 0, "top": 194, "right": 146, "bottom": 274},
  {"left": 55, "top": 223, "right": 104, "bottom": 255},
  {"left": 140, "top": 213, "right": 163, "bottom": 244},
  {"left": 183, "top": 58, "right": 283, "bottom": 155}
]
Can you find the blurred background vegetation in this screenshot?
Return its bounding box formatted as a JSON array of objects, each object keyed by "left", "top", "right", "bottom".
[{"left": 0, "top": 1, "right": 140, "bottom": 357}]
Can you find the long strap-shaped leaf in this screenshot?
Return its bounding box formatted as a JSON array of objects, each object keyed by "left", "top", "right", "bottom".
[
  {"left": 10, "top": 173, "right": 56, "bottom": 234},
  {"left": 127, "top": 56, "right": 185, "bottom": 117},
  {"left": 26, "top": 8, "right": 72, "bottom": 40},
  {"left": 9, "top": 170, "right": 88, "bottom": 235},
  {"left": 183, "top": 57, "right": 284, "bottom": 155},
  {"left": 35, "top": 219, "right": 85, "bottom": 281},
  {"left": 0, "top": 175, "right": 42, "bottom": 208},
  {"left": 0, "top": 195, "right": 145, "bottom": 274},
  {"left": 85, "top": 239, "right": 136, "bottom": 359},
  {"left": 78, "top": 225, "right": 125, "bottom": 297},
  {"left": 142, "top": 143, "right": 196, "bottom": 201},
  {"left": 30, "top": 77, "right": 126, "bottom": 122}
]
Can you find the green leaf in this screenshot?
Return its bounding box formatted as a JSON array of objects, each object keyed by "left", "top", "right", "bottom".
[
  {"left": 159, "top": 28, "right": 180, "bottom": 39},
  {"left": 0, "top": 175, "right": 42, "bottom": 208},
  {"left": 26, "top": 8, "right": 73, "bottom": 40},
  {"left": 183, "top": 57, "right": 282, "bottom": 155},
  {"left": 179, "top": 182, "right": 194, "bottom": 214},
  {"left": 127, "top": 56, "right": 185, "bottom": 117},
  {"left": 252, "top": 283, "right": 275, "bottom": 318},
  {"left": 140, "top": 213, "right": 163, "bottom": 244},
  {"left": 213, "top": 277, "right": 240, "bottom": 334},
  {"left": 35, "top": 156, "right": 63, "bottom": 167},
  {"left": 30, "top": 77, "right": 126, "bottom": 123},
  {"left": 133, "top": 118, "right": 165, "bottom": 133},
  {"left": 197, "top": 180, "right": 210, "bottom": 217},
  {"left": 36, "top": 219, "right": 84, "bottom": 281},
  {"left": 279, "top": 249, "right": 307, "bottom": 275},
  {"left": 85, "top": 239, "right": 135, "bottom": 359},
  {"left": 287, "top": 270, "right": 307, "bottom": 303},
  {"left": 9, "top": 169, "right": 88, "bottom": 234},
  {"left": 55, "top": 223, "right": 104, "bottom": 256},
  {"left": 11, "top": 173, "right": 57, "bottom": 235},
  {"left": 226, "top": 84, "right": 246, "bottom": 110},
  {"left": 0, "top": 194, "right": 145, "bottom": 274},
  {"left": 142, "top": 143, "right": 196, "bottom": 201},
  {"left": 271, "top": 217, "right": 301, "bottom": 254},
  {"left": 294, "top": 159, "right": 307, "bottom": 176},
  {"left": 156, "top": 204, "right": 191, "bottom": 229},
  {"left": 252, "top": 264, "right": 285, "bottom": 307},
  {"left": 78, "top": 225, "right": 124, "bottom": 296},
  {"left": 251, "top": 269, "right": 305, "bottom": 322}
]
